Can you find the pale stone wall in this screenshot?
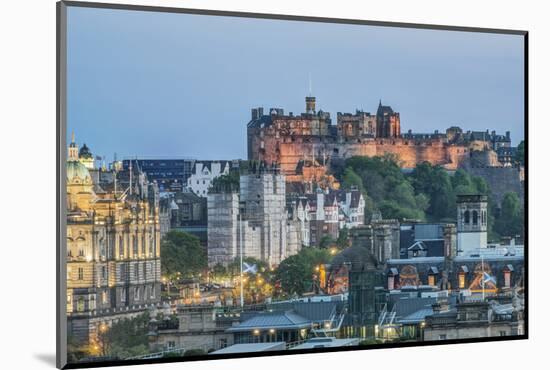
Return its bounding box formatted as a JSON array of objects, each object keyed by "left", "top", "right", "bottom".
[{"left": 207, "top": 192, "right": 239, "bottom": 266}]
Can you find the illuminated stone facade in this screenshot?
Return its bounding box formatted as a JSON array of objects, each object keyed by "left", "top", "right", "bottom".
[
  {"left": 246, "top": 97, "right": 512, "bottom": 180},
  {"left": 66, "top": 137, "right": 162, "bottom": 343}
]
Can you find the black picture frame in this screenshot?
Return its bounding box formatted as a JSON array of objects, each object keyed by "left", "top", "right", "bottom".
[{"left": 56, "top": 1, "right": 528, "bottom": 368}]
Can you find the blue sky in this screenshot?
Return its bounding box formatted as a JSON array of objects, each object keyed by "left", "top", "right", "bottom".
[{"left": 67, "top": 6, "right": 525, "bottom": 161}]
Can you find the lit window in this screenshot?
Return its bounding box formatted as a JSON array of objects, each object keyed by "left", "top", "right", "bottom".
[
  {"left": 77, "top": 297, "right": 85, "bottom": 312},
  {"left": 459, "top": 273, "right": 465, "bottom": 289}
]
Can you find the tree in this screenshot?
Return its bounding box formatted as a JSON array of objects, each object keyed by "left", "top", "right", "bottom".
[
  {"left": 494, "top": 192, "right": 523, "bottom": 238},
  {"left": 94, "top": 312, "right": 151, "bottom": 359},
  {"left": 339, "top": 155, "right": 427, "bottom": 221},
  {"left": 161, "top": 231, "right": 206, "bottom": 278},
  {"left": 209, "top": 171, "right": 240, "bottom": 192},
  {"left": 336, "top": 227, "right": 350, "bottom": 249},
  {"left": 410, "top": 162, "right": 454, "bottom": 221},
  {"left": 318, "top": 235, "right": 334, "bottom": 249},
  {"left": 341, "top": 168, "right": 364, "bottom": 193},
  {"left": 515, "top": 140, "right": 525, "bottom": 166},
  {"left": 210, "top": 263, "right": 227, "bottom": 282},
  {"left": 274, "top": 248, "right": 331, "bottom": 296}
]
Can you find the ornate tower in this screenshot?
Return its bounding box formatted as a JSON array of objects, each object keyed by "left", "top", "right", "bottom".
[
  {"left": 68, "top": 131, "right": 79, "bottom": 161},
  {"left": 376, "top": 100, "right": 401, "bottom": 138},
  {"left": 305, "top": 96, "right": 316, "bottom": 114},
  {"left": 456, "top": 194, "right": 488, "bottom": 256}
]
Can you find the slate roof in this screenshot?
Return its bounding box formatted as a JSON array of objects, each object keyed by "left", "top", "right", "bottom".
[
  {"left": 226, "top": 310, "right": 311, "bottom": 332},
  {"left": 269, "top": 301, "right": 341, "bottom": 323},
  {"left": 399, "top": 308, "right": 434, "bottom": 324},
  {"left": 392, "top": 297, "right": 437, "bottom": 319}
]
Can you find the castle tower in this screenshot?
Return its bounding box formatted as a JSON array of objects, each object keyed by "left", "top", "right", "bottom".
[
  {"left": 457, "top": 194, "right": 488, "bottom": 256},
  {"left": 68, "top": 131, "right": 79, "bottom": 161},
  {"left": 305, "top": 96, "right": 316, "bottom": 114},
  {"left": 376, "top": 100, "right": 401, "bottom": 138}
]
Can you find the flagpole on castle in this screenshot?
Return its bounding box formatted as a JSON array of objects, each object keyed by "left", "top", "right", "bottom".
[{"left": 239, "top": 213, "right": 244, "bottom": 308}]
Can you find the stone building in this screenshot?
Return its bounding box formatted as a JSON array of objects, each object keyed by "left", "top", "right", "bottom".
[
  {"left": 149, "top": 305, "right": 237, "bottom": 353},
  {"left": 376, "top": 100, "right": 401, "bottom": 138},
  {"left": 307, "top": 189, "right": 340, "bottom": 246},
  {"left": 337, "top": 110, "right": 377, "bottom": 138},
  {"left": 207, "top": 191, "right": 240, "bottom": 266},
  {"left": 66, "top": 136, "right": 162, "bottom": 344},
  {"left": 207, "top": 167, "right": 303, "bottom": 267},
  {"left": 159, "top": 191, "right": 208, "bottom": 244},
  {"left": 247, "top": 96, "right": 474, "bottom": 181},
  {"left": 423, "top": 298, "right": 524, "bottom": 341},
  {"left": 456, "top": 194, "right": 488, "bottom": 256},
  {"left": 247, "top": 96, "right": 518, "bottom": 186},
  {"left": 287, "top": 188, "right": 365, "bottom": 247}
]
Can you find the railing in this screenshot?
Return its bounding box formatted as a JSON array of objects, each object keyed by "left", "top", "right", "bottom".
[
  {"left": 126, "top": 347, "right": 185, "bottom": 360},
  {"left": 286, "top": 340, "right": 306, "bottom": 349}
]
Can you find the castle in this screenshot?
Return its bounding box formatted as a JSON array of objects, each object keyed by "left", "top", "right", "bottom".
[{"left": 247, "top": 96, "right": 513, "bottom": 183}]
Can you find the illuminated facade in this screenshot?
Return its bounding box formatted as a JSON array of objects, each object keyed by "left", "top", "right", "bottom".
[{"left": 66, "top": 137, "right": 162, "bottom": 343}]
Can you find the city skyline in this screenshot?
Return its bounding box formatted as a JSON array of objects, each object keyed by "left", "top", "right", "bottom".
[{"left": 67, "top": 7, "right": 524, "bottom": 162}]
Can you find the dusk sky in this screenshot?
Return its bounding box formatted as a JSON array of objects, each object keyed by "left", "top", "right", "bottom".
[{"left": 67, "top": 6, "right": 525, "bottom": 161}]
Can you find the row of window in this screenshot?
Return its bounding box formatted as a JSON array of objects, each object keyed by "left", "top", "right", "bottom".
[{"left": 462, "top": 209, "right": 487, "bottom": 226}]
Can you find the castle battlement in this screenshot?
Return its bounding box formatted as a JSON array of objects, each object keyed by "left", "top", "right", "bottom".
[{"left": 247, "top": 96, "right": 512, "bottom": 178}]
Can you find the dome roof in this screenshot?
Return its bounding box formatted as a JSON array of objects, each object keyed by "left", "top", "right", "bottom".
[
  {"left": 67, "top": 160, "right": 92, "bottom": 184},
  {"left": 79, "top": 143, "right": 93, "bottom": 159},
  {"left": 330, "top": 245, "right": 378, "bottom": 271}
]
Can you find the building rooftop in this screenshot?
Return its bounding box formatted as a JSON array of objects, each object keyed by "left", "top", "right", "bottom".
[
  {"left": 210, "top": 342, "right": 286, "bottom": 354},
  {"left": 292, "top": 337, "right": 360, "bottom": 349},
  {"left": 226, "top": 310, "right": 311, "bottom": 333}
]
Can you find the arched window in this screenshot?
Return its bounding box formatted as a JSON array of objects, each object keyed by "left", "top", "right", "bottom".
[
  {"left": 472, "top": 210, "right": 478, "bottom": 225},
  {"left": 464, "top": 210, "right": 470, "bottom": 224}
]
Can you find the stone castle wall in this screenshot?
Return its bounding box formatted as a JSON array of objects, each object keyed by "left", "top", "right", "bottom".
[
  {"left": 249, "top": 129, "right": 470, "bottom": 175},
  {"left": 466, "top": 166, "right": 524, "bottom": 206}
]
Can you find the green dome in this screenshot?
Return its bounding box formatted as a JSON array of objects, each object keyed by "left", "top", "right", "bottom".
[{"left": 67, "top": 160, "right": 91, "bottom": 183}]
